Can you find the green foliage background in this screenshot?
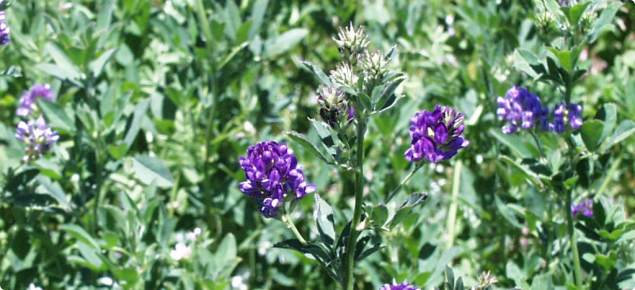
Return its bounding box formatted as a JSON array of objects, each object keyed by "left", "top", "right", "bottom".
[{"left": 0, "top": 0, "right": 634, "bottom": 289}]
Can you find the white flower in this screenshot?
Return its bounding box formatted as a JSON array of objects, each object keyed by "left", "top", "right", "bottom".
[
  {"left": 27, "top": 284, "right": 43, "bottom": 290},
  {"left": 170, "top": 242, "right": 192, "bottom": 261}
]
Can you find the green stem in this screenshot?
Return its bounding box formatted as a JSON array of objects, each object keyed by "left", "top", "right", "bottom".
[
  {"left": 530, "top": 130, "right": 545, "bottom": 158},
  {"left": 445, "top": 160, "right": 463, "bottom": 249},
  {"left": 566, "top": 188, "right": 584, "bottom": 289},
  {"left": 283, "top": 214, "right": 307, "bottom": 245},
  {"left": 195, "top": 0, "right": 221, "bottom": 231},
  {"left": 385, "top": 163, "right": 422, "bottom": 203},
  {"left": 344, "top": 113, "right": 367, "bottom": 290}
]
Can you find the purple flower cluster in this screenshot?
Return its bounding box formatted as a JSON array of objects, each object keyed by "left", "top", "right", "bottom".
[
  {"left": 404, "top": 105, "right": 469, "bottom": 163},
  {"left": 497, "top": 85, "right": 550, "bottom": 134},
  {"left": 497, "top": 85, "right": 583, "bottom": 134},
  {"left": 16, "top": 84, "right": 55, "bottom": 117},
  {"left": 571, "top": 199, "right": 593, "bottom": 217},
  {"left": 239, "top": 141, "right": 316, "bottom": 218},
  {"left": 0, "top": 5, "right": 10, "bottom": 45},
  {"left": 552, "top": 102, "right": 583, "bottom": 133},
  {"left": 15, "top": 116, "right": 59, "bottom": 163},
  {"left": 380, "top": 279, "right": 420, "bottom": 290}
]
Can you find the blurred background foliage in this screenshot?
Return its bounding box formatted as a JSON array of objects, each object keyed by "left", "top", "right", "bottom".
[{"left": 0, "top": 0, "right": 633, "bottom": 289}]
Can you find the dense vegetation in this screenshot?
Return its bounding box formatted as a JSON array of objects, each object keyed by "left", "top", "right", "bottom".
[{"left": 0, "top": 0, "right": 633, "bottom": 289}]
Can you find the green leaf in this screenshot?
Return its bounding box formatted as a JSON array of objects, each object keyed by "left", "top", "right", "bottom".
[
  {"left": 513, "top": 49, "right": 541, "bottom": 79},
  {"left": 89, "top": 48, "right": 118, "bottom": 78},
  {"left": 36, "top": 63, "right": 83, "bottom": 87},
  {"left": 101, "top": 232, "right": 118, "bottom": 249},
  {"left": 263, "top": 28, "right": 308, "bottom": 58},
  {"left": 302, "top": 61, "right": 332, "bottom": 87},
  {"left": 315, "top": 194, "right": 335, "bottom": 246},
  {"left": 589, "top": 3, "right": 622, "bottom": 42},
  {"left": 309, "top": 118, "right": 338, "bottom": 157},
  {"left": 285, "top": 130, "right": 331, "bottom": 164},
  {"left": 558, "top": 50, "right": 573, "bottom": 71},
  {"left": 598, "top": 103, "right": 617, "bottom": 144},
  {"left": 38, "top": 99, "right": 75, "bottom": 133},
  {"left": 489, "top": 129, "right": 533, "bottom": 158},
  {"left": 62, "top": 224, "right": 101, "bottom": 250},
  {"left": 580, "top": 120, "right": 604, "bottom": 152},
  {"left": 123, "top": 98, "right": 151, "bottom": 149},
  {"left": 107, "top": 143, "right": 128, "bottom": 160},
  {"left": 36, "top": 176, "right": 70, "bottom": 209},
  {"left": 248, "top": 0, "right": 269, "bottom": 40},
  {"left": 113, "top": 267, "right": 139, "bottom": 283},
  {"left": 569, "top": 2, "right": 591, "bottom": 26},
  {"left": 375, "top": 76, "right": 406, "bottom": 111},
  {"left": 96, "top": 0, "right": 115, "bottom": 31},
  {"left": 132, "top": 156, "right": 175, "bottom": 188},
  {"left": 608, "top": 120, "right": 635, "bottom": 148},
  {"left": 500, "top": 156, "right": 544, "bottom": 189},
  {"left": 370, "top": 85, "right": 384, "bottom": 110},
  {"left": 368, "top": 204, "right": 389, "bottom": 228},
  {"left": 218, "top": 42, "right": 249, "bottom": 71},
  {"left": 387, "top": 193, "right": 429, "bottom": 229},
  {"left": 0, "top": 66, "right": 21, "bottom": 77},
  {"left": 45, "top": 42, "right": 82, "bottom": 79}
]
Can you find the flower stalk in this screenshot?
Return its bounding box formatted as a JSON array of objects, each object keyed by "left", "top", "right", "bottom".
[{"left": 344, "top": 108, "right": 367, "bottom": 290}]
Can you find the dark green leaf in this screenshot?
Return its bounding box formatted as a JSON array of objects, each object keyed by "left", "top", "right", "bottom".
[
  {"left": 285, "top": 130, "right": 331, "bottom": 163},
  {"left": 569, "top": 2, "right": 591, "bottom": 25},
  {"left": 62, "top": 224, "right": 101, "bottom": 250},
  {"left": 123, "top": 98, "right": 151, "bottom": 149},
  {"left": 387, "top": 192, "right": 429, "bottom": 229},
  {"left": 37, "top": 176, "right": 70, "bottom": 209},
  {"left": 580, "top": 120, "right": 604, "bottom": 152},
  {"left": 315, "top": 194, "right": 336, "bottom": 246},
  {"left": 89, "top": 48, "right": 118, "bottom": 78},
  {"left": 375, "top": 76, "right": 406, "bottom": 111},
  {"left": 489, "top": 129, "right": 533, "bottom": 158},
  {"left": 302, "top": 61, "right": 332, "bottom": 87}
]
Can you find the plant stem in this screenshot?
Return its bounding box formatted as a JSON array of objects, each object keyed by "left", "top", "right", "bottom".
[
  {"left": 283, "top": 214, "right": 307, "bottom": 245},
  {"left": 194, "top": 0, "right": 221, "bottom": 232},
  {"left": 344, "top": 113, "right": 367, "bottom": 290},
  {"left": 530, "top": 130, "right": 545, "bottom": 158},
  {"left": 385, "top": 163, "right": 422, "bottom": 203},
  {"left": 445, "top": 160, "right": 463, "bottom": 249},
  {"left": 566, "top": 188, "right": 584, "bottom": 289}
]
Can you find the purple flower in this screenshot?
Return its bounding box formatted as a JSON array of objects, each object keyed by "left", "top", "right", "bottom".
[
  {"left": 550, "top": 102, "right": 583, "bottom": 133},
  {"left": 497, "top": 85, "right": 550, "bottom": 134},
  {"left": 405, "top": 105, "right": 469, "bottom": 163},
  {"left": 239, "top": 141, "right": 316, "bottom": 218},
  {"left": 380, "top": 279, "right": 420, "bottom": 290},
  {"left": 571, "top": 199, "right": 593, "bottom": 217},
  {"left": 0, "top": 7, "right": 9, "bottom": 46},
  {"left": 16, "top": 84, "right": 55, "bottom": 117},
  {"left": 15, "top": 116, "right": 60, "bottom": 162}
]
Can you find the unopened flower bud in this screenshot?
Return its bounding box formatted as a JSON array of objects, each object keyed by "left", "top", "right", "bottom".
[
  {"left": 330, "top": 63, "right": 358, "bottom": 89},
  {"left": 333, "top": 23, "right": 370, "bottom": 64},
  {"left": 361, "top": 50, "right": 390, "bottom": 85}
]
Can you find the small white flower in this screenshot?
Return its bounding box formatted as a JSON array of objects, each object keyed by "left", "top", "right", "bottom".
[
  {"left": 27, "top": 284, "right": 43, "bottom": 290},
  {"left": 170, "top": 242, "right": 192, "bottom": 261},
  {"left": 231, "top": 276, "right": 248, "bottom": 290}
]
